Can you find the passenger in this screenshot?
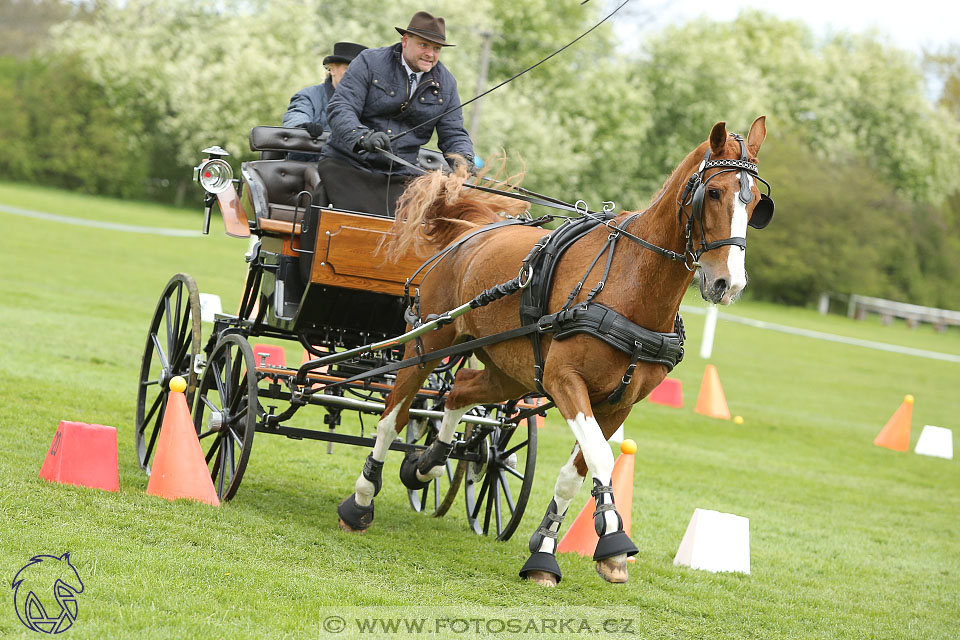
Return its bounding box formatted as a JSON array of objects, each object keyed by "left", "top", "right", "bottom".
[
  {"left": 282, "top": 41, "right": 367, "bottom": 160},
  {"left": 317, "top": 11, "right": 475, "bottom": 207}
]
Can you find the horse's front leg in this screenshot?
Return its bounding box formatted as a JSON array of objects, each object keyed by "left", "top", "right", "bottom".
[
  {"left": 519, "top": 444, "right": 585, "bottom": 586},
  {"left": 548, "top": 373, "right": 638, "bottom": 583}
]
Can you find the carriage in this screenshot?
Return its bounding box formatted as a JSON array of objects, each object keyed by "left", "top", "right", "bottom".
[
  {"left": 136, "top": 116, "right": 773, "bottom": 585},
  {"left": 134, "top": 126, "right": 543, "bottom": 540}
]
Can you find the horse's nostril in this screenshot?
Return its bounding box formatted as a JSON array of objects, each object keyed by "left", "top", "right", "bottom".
[{"left": 713, "top": 279, "right": 728, "bottom": 294}]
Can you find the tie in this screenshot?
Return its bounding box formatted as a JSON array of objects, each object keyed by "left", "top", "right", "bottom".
[{"left": 408, "top": 72, "right": 417, "bottom": 96}]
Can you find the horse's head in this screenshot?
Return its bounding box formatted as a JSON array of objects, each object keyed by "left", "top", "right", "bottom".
[{"left": 680, "top": 116, "right": 772, "bottom": 304}]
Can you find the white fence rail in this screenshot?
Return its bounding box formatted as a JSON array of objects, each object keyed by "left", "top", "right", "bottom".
[{"left": 839, "top": 294, "right": 960, "bottom": 331}]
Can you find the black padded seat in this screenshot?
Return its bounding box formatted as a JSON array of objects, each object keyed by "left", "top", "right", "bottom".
[
  {"left": 241, "top": 160, "right": 320, "bottom": 223},
  {"left": 249, "top": 126, "right": 327, "bottom": 158}
]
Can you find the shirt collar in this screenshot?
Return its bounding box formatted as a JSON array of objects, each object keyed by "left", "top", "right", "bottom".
[{"left": 400, "top": 57, "right": 423, "bottom": 83}]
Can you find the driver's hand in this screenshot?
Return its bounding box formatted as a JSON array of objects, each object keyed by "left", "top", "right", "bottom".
[{"left": 359, "top": 131, "right": 392, "bottom": 154}]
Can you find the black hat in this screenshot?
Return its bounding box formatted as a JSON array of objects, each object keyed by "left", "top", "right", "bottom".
[
  {"left": 395, "top": 11, "right": 454, "bottom": 47},
  {"left": 323, "top": 42, "right": 367, "bottom": 66}
]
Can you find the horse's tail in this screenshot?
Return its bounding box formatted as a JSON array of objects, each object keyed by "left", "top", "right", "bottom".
[{"left": 384, "top": 155, "right": 530, "bottom": 261}]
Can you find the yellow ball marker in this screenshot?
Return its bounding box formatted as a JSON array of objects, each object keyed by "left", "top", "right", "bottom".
[
  {"left": 169, "top": 376, "right": 187, "bottom": 393},
  {"left": 733, "top": 415, "right": 744, "bottom": 425},
  {"left": 904, "top": 394, "right": 914, "bottom": 404},
  {"left": 620, "top": 439, "right": 638, "bottom": 455}
]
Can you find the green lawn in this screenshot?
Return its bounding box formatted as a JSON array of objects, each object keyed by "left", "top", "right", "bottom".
[{"left": 1, "top": 182, "right": 957, "bottom": 639}]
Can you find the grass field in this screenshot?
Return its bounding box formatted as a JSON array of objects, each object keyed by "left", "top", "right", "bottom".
[{"left": 1, "top": 181, "right": 958, "bottom": 639}]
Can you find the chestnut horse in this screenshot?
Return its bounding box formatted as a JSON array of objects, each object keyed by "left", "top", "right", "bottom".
[{"left": 336, "top": 117, "right": 772, "bottom": 586}]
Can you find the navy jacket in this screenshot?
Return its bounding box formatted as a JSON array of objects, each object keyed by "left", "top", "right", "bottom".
[
  {"left": 282, "top": 77, "right": 334, "bottom": 161},
  {"left": 319, "top": 43, "right": 474, "bottom": 174}
]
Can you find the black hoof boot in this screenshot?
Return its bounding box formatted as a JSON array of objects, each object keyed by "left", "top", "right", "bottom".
[
  {"left": 519, "top": 552, "right": 562, "bottom": 585},
  {"left": 399, "top": 451, "right": 430, "bottom": 490},
  {"left": 337, "top": 493, "right": 374, "bottom": 532},
  {"left": 593, "top": 531, "right": 639, "bottom": 561}
]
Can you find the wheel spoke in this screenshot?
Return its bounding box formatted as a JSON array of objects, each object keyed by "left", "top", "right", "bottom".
[
  {"left": 470, "top": 474, "right": 491, "bottom": 520},
  {"left": 151, "top": 333, "right": 170, "bottom": 371},
  {"left": 211, "top": 361, "right": 228, "bottom": 404},
  {"left": 502, "top": 464, "right": 524, "bottom": 481},
  {"left": 205, "top": 436, "right": 221, "bottom": 464},
  {"left": 498, "top": 471, "right": 516, "bottom": 514},
  {"left": 141, "top": 392, "right": 163, "bottom": 432},
  {"left": 503, "top": 439, "right": 528, "bottom": 458},
  {"left": 493, "top": 477, "right": 503, "bottom": 533},
  {"left": 482, "top": 476, "right": 494, "bottom": 534}
]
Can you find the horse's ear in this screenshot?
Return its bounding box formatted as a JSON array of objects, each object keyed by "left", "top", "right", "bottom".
[
  {"left": 709, "top": 122, "right": 727, "bottom": 156},
  {"left": 747, "top": 116, "right": 766, "bottom": 158}
]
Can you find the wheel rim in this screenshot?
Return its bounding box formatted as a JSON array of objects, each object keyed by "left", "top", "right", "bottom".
[
  {"left": 192, "top": 334, "right": 258, "bottom": 501},
  {"left": 463, "top": 416, "right": 537, "bottom": 541},
  {"left": 135, "top": 273, "right": 201, "bottom": 473}
]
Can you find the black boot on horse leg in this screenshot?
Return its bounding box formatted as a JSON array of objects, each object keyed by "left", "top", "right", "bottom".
[
  {"left": 338, "top": 403, "right": 408, "bottom": 533},
  {"left": 591, "top": 479, "right": 638, "bottom": 582},
  {"left": 337, "top": 452, "right": 383, "bottom": 532},
  {"left": 399, "top": 404, "right": 472, "bottom": 490},
  {"left": 399, "top": 439, "right": 454, "bottom": 490},
  {"left": 520, "top": 446, "right": 585, "bottom": 587}
]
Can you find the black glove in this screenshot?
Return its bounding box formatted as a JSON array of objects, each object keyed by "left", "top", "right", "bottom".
[
  {"left": 359, "top": 131, "right": 392, "bottom": 154},
  {"left": 303, "top": 121, "right": 325, "bottom": 138}
]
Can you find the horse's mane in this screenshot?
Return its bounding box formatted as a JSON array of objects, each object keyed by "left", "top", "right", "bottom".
[{"left": 384, "top": 155, "right": 531, "bottom": 261}]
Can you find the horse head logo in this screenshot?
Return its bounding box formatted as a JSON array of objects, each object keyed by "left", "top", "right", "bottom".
[{"left": 11, "top": 553, "right": 84, "bottom": 634}]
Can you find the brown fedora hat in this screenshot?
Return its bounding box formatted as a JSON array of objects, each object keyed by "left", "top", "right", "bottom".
[
  {"left": 395, "top": 11, "right": 454, "bottom": 47},
  {"left": 323, "top": 42, "right": 367, "bottom": 66}
]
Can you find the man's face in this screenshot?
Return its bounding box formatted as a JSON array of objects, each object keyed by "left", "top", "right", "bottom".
[
  {"left": 326, "top": 62, "right": 349, "bottom": 88},
  {"left": 401, "top": 34, "right": 442, "bottom": 72}
]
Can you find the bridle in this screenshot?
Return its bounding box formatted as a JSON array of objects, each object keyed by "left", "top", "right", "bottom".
[{"left": 677, "top": 132, "right": 775, "bottom": 270}]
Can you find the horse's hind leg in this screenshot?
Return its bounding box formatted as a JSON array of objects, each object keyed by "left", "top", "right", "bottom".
[
  {"left": 337, "top": 363, "right": 435, "bottom": 533},
  {"left": 519, "top": 444, "right": 586, "bottom": 587},
  {"left": 399, "top": 366, "right": 518, "bottom": 489}
]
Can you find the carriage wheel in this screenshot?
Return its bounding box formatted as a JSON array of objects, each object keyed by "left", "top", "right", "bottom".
[
  {"left": 192, "top": 334, "right": 258, "bottom": 501},
  {"left": 405, "top": 407, "right": 464, "bottom": 516},
  {"left": 136, "top": 273, "right": 202, "bottom": 473},
  {"left": 462, "top": 415, "right": 537, "bottom": 541}
]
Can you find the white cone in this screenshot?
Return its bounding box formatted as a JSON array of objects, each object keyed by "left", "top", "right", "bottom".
[
  {"left": 199, "top": 293, "right": 222, "bottom": 323},
  {"left": 674, "top": 508, "right": 750, "bottom": 574},
  {"left": 914, "top": 425, "right": 953, "bottom": 459}
]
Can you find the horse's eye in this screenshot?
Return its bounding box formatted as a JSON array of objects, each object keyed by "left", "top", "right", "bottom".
[{"left": 707, "top": 189, "right": 721, "bottom": 200}]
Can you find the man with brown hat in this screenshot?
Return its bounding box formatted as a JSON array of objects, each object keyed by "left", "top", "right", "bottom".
[
  {"left": 283, "top": 41, "right": 367, "bottom": 160},
  {"left": 318, "top": 10, "right": 475, "bottom": 185}
]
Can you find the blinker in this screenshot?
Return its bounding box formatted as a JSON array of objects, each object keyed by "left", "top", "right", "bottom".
[{"left": 748, "top": 193, "right": 774, "bottom": 229}]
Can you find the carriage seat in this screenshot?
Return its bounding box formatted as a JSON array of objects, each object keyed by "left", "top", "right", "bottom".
[
  {"left": 241, "top": 160, "right": 320, "bottom": 230},
  {"left": 249, "top": 125, "right": 327, "bottom": 160}
]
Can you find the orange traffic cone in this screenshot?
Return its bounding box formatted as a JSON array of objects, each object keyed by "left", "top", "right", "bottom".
[
  {"left": 874, "top": 395, "right": 914, "bottom": 452},
  {"left": 557, "top": 439, "right": 636, "bottom": 556},
  {"left": 39, "top": 421, "right": 119, "bottom": 492},
  {"left": 649, "top": 377, "right": 683, "bottom": 408},
  {"left": 695, "top": 364, "right": 731, "bottom": 420},
  {"left": 146, "top": 377, "right": 220, "bottom": 506}
]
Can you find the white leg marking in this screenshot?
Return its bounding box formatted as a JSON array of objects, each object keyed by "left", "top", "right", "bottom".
[
  {"left": 723, "top": 172, "right": 750, "bottom": 303},
  {"left": 566, "top": 413, "right": 619, "bottom": 533},
  {"left": 537, "top": 444, "right": 584, "bottom": 553},
  {"left": 416, "top": 404, "right": 474, "bottom": 482},
  {"left": 355, "top": 405, "right": 401, "bottom": 506}
]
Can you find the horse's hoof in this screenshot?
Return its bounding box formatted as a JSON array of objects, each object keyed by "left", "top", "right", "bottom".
[
  {"left": 338, "top": 518, "right": 367, "bottom": 534},
  {"left": 524, "top": 570, "right": 558, "bottom": 587},
  {"left": 595, "top": 556, "right": 629, "bottom": 583}
]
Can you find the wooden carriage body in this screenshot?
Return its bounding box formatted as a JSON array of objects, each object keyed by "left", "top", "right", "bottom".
[{"left": 233, "top": 126, "right": 449, "bottom": 345}]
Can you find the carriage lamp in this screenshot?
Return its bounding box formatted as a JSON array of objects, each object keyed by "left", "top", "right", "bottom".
[
  {"left": 194, "top": 146, "right": 233, "bottom": 195},
  {"left": 194, "top": 146, "right": 233, "bottom": 234}
]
